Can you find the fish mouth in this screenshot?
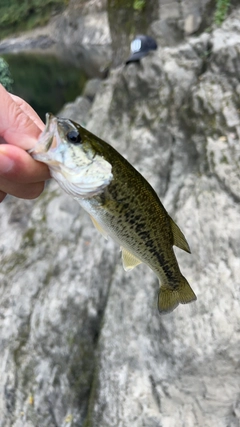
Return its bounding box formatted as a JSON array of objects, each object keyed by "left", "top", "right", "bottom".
[
  {"left": 28, "top": 113, "right": 61, "bottom": 163},
  {"left": 41, "top": 113, "right": 57, "bottom": 147}
]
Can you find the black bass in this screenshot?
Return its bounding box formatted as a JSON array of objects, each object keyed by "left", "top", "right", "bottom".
[{"left": 29, "top": 113, "right": 197, "bottom": 314}]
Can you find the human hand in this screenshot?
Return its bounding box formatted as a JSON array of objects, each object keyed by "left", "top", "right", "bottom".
[{"left": 0, "top": 84, "right": 50, "bottom": 202}]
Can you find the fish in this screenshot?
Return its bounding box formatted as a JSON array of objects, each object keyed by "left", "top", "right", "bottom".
[{"left": 29, "top": 113, "right": 197, "bottom": 314}]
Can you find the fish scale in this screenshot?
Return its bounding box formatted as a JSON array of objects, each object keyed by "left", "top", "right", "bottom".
[{"left": 29, "top": 113, "right": 197, "bottom": 314}]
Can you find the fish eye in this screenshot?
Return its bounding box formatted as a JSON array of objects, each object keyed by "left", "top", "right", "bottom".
[{"left": 67, "top": 130, "right": 82, "bottom": 144}]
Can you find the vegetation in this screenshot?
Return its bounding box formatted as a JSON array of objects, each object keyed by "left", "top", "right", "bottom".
[
  {"left": 214, "top": 0, "right": 231, "bottom": 26},
  {"left": 0, "top": 57, "right": 13, "bottom": 91},
  {"left": 133, "top": 0, "right": 145, "bottom": 12},
  {"left": 0, "top": 0, "right": 68, "bottom": 38}
]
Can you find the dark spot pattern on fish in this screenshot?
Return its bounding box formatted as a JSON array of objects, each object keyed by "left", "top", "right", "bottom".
[{"left": 31, "top": 114, "right": 197, "bottom": 313}]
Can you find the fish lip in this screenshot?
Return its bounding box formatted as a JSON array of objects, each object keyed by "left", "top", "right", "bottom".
[
  {"left": 42, "top": 113, "right": 58, "bottom": 149},
  {"left": 28, "top": 112, "right": 61, "bottom": 155}
]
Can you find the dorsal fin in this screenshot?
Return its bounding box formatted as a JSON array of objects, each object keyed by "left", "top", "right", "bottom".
[
  {"left": 170, "top": 218, "right": 191, "bottom": 253},
  {"left": 121, "top": 247, "right": 142, "bottom": 271},
  {"left": 90, "top": 215, "right": 108, "bottom": 240}
]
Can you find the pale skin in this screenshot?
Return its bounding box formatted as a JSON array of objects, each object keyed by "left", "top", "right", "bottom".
[{"left": 0, "top": 84, "right": 50, "bottom": 202}]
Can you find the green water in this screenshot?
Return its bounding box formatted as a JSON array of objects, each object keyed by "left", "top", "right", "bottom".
[{"left": 3, "top": 53, "right": 88, "bottom": 121}]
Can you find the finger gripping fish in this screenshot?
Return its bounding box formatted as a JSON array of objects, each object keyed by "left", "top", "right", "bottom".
[{"left": 29, "top": 113, "right": 197, "bottom": 314}]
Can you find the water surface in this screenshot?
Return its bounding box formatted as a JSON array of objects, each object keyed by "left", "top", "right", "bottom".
[{"left": 4, "top": 53, "right": 88, "bottom": 120}]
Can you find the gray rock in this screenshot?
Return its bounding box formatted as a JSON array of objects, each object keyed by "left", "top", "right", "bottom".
[
  {"left": 58, "top": 96, "right": 92, "bottom": 126},
  {"left": 83, "top": 78, "right": 102, "bottom": 101},
  {"left": 57, "top": 78, "right": 103, "bottom": 126},
  {"left": 150, "top": 19, "right": 183, "bottom": 47},
  {"left": 184, "top": 13, "right": 202, "bottom": 34},
  {"left": 55, "top": 11, "right": 111, "bottom": 72},
  {"left": 1, "top": 5, "right": 240, "bottom": 427},
  {"left": 159, "top": 0, "right": 181, "bottom": 20},
  {"left": 151, "top": 0, "right": 214, "bottom": 47},
  {"left": 0, "top": 185, "right": 117, "bottom": 427},
  {"left": 210, "top": 14, "right": 240, "bottom": 79}
]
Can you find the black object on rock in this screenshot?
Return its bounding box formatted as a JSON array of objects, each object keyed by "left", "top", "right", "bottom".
[{"left": 125, "top": 35, "right": 157, "bottom": 64}]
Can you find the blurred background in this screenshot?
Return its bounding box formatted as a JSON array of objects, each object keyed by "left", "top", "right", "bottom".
[{"left": 1, "top": 1, "right": 240, "bottom": 427}]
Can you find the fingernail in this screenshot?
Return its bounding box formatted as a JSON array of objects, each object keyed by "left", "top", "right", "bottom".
[{"left": 0, "top": 153, "right": 14, "bottom": 174}]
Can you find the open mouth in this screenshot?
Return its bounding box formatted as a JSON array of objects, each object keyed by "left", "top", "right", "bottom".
[{"left": 28, "top": 113, "right": 60, "bottom": 156}]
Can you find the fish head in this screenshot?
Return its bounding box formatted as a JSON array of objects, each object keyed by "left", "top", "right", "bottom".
[{"left": 29, "top": 113, "right": 113, "bottom": 198}]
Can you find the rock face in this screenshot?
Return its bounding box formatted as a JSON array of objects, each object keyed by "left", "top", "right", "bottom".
[
  {"left": 109, "top": 0, "right": 216, "bottom": 66},
  {"left": 1, "top": 6, "right": 240, "bottom": 427}
]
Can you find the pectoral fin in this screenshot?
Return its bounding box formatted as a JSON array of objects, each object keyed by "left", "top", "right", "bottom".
[
  {"left": 170, "top": 218, "right": 191, "bottom": 253},
  {"left": 121, "top": 247, "right": 142, "bottom": 271},
  {"left": 90, "top": 215, "right": 108, "bottom": 240}
]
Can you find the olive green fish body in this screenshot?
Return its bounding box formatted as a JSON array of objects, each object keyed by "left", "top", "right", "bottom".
[
  {"left": 30, "top": 114, "right": 197, "bottom": 314},
  {"left": 80, "top": 147, "right": 179, "bottom": 279}
]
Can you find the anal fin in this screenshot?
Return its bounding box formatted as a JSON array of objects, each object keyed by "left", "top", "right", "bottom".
[
  {"left": 90, "top": 215, "right": 108, "bottom": 240},
  {"left": 121, "top": 247, "right": 142, "bottom": 271}
]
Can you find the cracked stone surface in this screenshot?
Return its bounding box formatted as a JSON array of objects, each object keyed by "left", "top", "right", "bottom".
[{"left": 1, "top": 4, "right": 240, "bottom": 427}]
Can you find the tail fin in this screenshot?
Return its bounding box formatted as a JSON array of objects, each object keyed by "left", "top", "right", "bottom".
[{"left": 158, "top": 276, "right": 197, "bottom": 314}]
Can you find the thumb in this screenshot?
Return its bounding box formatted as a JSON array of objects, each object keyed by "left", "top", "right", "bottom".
[{"left": 0, "top": 84, "right": 43, "bottom": 150}]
